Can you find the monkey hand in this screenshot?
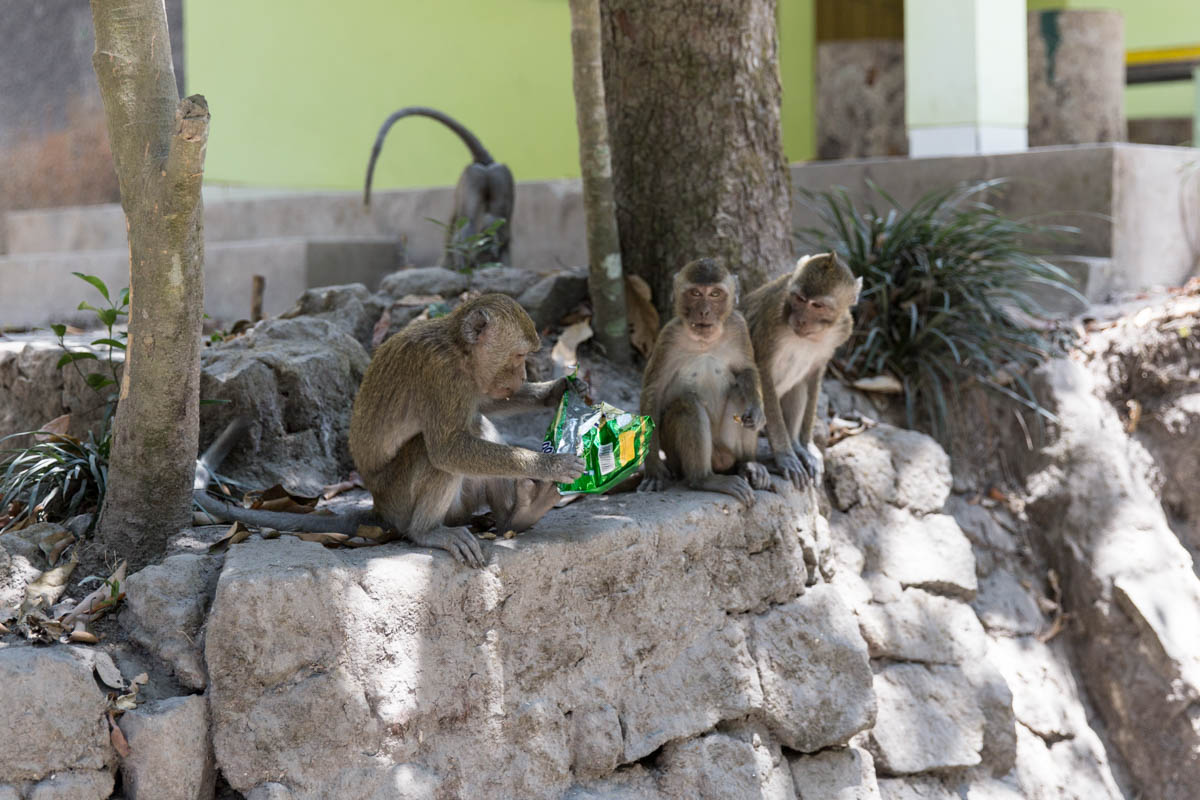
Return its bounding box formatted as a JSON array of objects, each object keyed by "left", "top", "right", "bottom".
[
  {"left": 545, "top": 374, "right": 589, "bottom": 406},
  {"left": 539, "top": 452, "right": 586, "bottom": 483},
  {"left": 795, "top": 442, "right": 824, "bottom": 482},
  {"left": 409, "top": 527, "right": 486, "bottom": 568},
  {"left": 739, "top": 404, "right": 765, "bottom": 430},
  {"left": 775, "top": 451, "right": 811, "bottom": 489}
]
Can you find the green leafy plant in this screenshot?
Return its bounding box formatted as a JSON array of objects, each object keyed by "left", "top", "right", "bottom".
[
  {"left": 428, "top": 216, "right": 507, "bottom": 274},
  {"left": 51, "top": 272, "right": 128, "bottom": 397},
  {"left": 0, "top": 274, "right": 126, "bottom": 531},
  {"left": 797, "top": 179, "right": 1082, "bottom": 439}
]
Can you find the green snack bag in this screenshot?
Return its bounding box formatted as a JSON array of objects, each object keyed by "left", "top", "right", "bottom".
[{"left": 542, "top": 373, "right": 655, "bottom": 495}]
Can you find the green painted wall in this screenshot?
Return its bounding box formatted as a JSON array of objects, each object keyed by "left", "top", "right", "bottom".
[
  {"left": 184, "top": 0, "right": 819, "bottom": 191},
  {"left": 1026, "top": 0, "right": 1200, "bottom": 118},
  {"left": 780, "top": 0, "right": 817, "bottom": 164}
]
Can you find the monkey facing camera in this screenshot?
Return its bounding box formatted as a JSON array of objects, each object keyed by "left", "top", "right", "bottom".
[
  {"left": 195, "top": 294, "right": 583, "bottom": 567},
  {"left": 743, "top": 253, "right": 861, "bottom": 489},
  {"left": 364, "top": 106, "right": 514, "bottom": 272},
  {"left": 638, "top": 258, "right": 770, "bottom": 506}
]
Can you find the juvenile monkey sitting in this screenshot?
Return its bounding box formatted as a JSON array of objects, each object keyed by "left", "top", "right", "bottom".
[
  {"left": 638, "top": 258, "right": 769, "bottom": 506},
  {"left": 743, "top": 253, "right": 861, "bottom": 488},
  {"left": 195, "top": 293, "right": 584, "bottom": 567}
]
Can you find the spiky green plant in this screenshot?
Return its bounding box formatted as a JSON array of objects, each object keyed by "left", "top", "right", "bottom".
[
  {"left": 0, "top": 428, "right": 110, "bottom": 530},
  {"left": 0, "top": 273, "right": 126, "bottom": 531},
  {"left": 797, "top": 179, "right": 1082, "bottom": 439}
]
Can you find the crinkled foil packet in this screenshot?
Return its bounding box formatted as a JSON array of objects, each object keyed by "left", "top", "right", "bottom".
[{"left": 542, "top": 373, "right": 654, "bottom": 495}]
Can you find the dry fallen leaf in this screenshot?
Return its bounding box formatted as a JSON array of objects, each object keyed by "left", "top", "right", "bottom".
[
  {"left": 68, "top": 627, "right": 98, "bottom": 644},
  {"left": 208, "top": 521, "right": 252, "bottom": 554},
  {"left": 38, "top": 528, "right": 75, "bottom": 566},
  {"left": 34, "top": 413, "right": 71, "bottom": 442},
  {"left": 93, "top": 652, "right": 126, "bottom": 690},
  {"left": 19, "top": 550, "right": 79, "bottom": 618},
  {"left": 249, "top": 484, "right": 320, "bottom": 514},
  {"left": 291, "top": 531, "right": 350, "bottom": 546},
  {"left": 62, "top": 560, "right": 126, "bottom": 628},
  {"left": 108, "top": 713, "right": 131, "bottom": 758},
  {"left": 323, "top": 472, "right": 365, "bottom": 500},
  {"left": 1124, "top": 399, "right": 1142, "bottom": 434},
  {"left": 851, "top": 374, "right": 904, "bottom": 394},
  {"left": 370, "top": 307, "right": 392, "bottom": 350},
  {"left": 503, "top": 530, "right": 516, "bottom": 540},
  {"left": 478, "top": 532, "right": 498, "bottom": 540},
  {"left": 625, "top": 274, "right": 660, "bottom": 359}
]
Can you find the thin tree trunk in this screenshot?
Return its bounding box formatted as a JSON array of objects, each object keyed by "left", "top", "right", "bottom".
[
  {"left": 570, "top": 0, "right": 631, "bottom": 361},
  {"left": 600, "top": 0, "right": 794, "bottom": 312},
  {"left": 90, "top": 0, "right": 208, "bottom": 566}
]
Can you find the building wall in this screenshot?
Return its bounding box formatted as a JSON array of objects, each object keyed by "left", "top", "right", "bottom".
[{"left": 182, "top": 0, "right": 818, "bottom": 191}]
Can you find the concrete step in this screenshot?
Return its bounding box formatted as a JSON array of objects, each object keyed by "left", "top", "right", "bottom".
[
  {"left": 0, "top": 237, "right": 401, "bottom": 330},
  {"left": 2, "top": 180, "right": 588, "bottom": 273}
]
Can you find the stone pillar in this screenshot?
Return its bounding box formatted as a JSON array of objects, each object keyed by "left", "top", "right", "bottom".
[
  {"left": 1027, "top": 9, "right": 1125, "bottom": 146},
  {"left": 816, "top": 40, "right": 907, "bottom": 160},
  {"left": 904, "top": 0, "right": 1028, "bottom": 157},
  {"left": 1194, "top": 66, "right": 1200, "bottom": 146}
]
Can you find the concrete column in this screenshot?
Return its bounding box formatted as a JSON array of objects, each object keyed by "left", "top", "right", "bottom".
[
  {"left": 1027, "top": 10, "right": 1124, "bottom": 146},
  {"left": 1195, "top": 66, "right": 1200, "bottom": 146},
  {"left": 905, "top": 0, "right": 1028, "bottom": 157}
]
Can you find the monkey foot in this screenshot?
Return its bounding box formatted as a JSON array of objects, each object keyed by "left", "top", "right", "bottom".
[
  {"left": 691, "top": 474, "right": 755, "bottom": 506},
  {"left": 739, "top": 461, "right": 772, "bottom": 491},
  {"left": 638, "top": 473, "right": 671, "bottom": 493},
  {"left": 502, "top": 479, "right": 561, "bottom": 532},
  {"left": 409, "top": 526, "right": 486, "bottom": 568}
]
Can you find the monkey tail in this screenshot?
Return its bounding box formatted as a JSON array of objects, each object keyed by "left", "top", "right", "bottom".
[
  {"left": 192, "top": 489, "right": 385, "bottom": 535},
  {"left": 363, "top": 106, "right": 495, "bottom": 206}
]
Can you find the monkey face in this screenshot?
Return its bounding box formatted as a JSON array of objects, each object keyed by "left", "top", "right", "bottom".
[
  {"left": 786, "top": 290, "right": 840, "bottom": 339},
  {"left": 487, "top": 349, "right": 529, "bottom": 400},
  {"left": 681, "top": 283, "right": 731, "bottom": 344}
]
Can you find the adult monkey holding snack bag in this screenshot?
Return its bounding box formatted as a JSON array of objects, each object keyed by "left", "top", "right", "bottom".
[{"left": 195, "top": 294, "right": 583, "bottom": 567}]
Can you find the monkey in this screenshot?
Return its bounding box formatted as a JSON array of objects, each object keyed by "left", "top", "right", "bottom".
[
  {"left": 638, "top": 258, "right": 770, "bottom": 506},
  {"left": 363, "top": 106, "right": 514, "bottom": 271},
  {"left": 742, "top": 253, "right": 862, "bottom": 489},
  {"left": 193, "top": 293, "right": 584, "bottom": 567}
]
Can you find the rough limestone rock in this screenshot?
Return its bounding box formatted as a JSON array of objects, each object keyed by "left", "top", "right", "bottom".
[
  {"left": 870, "top": 509, "right": 978, "bottom": 599},
  {"left": 855, "top": 587, "right": 987, "bottom": 664},
  {"left": 0, "top": 786, "right": 18, "bottom": 800},
  {"left": 204, "top": 486, "right": 815, "bottom": 799},
  {"left": 965, "top": 778, "right": 1025, "bottom": 800},
  {"left": 825, "top": 425, "right": 952, "bottom": 514},
  {"left": 0, "top": 340, "right": 114, "bottom": 442},
  {"left": 876, "top": 776, "right": 959, "bottom": 800},
  {"left": 1012, "top": 723, "right": 1124, "bottom": 800},
  {"left": 378, "top": 266, "right": 468, "bottom": 299},
  {"left": 518, "top": 270, "right": 589, "bottom": 330},
  {"left": 469, "top": 266, "right": 543, "bottom": 298},
  {"left": 970, "top": 568, "right": 1047, "bottom": 636},
  {"left": 26, "top": 769, "right": 114, "bottom": 800},
  {"left": 747, "top": 586, "right": 875, "bottom": 752},
  {"left": 0, "top": 646, "right": 113, "bottom": 782},
  {"left": 656, "top": 727, "right": 794, "bottom": 800},
  {"left": 118, "top": 695, "right": 214, "bottom": 800},
  {"left": 0, "top": 526, "right": 46, "bottom": 616},
  {"left": 789, "top": 746, "right": 881, "bottom": 800},
  {"left": 277, "top": 283, "right": 385, "bottom": 350},
  {"left": 867, "top": 663, "right": 984, "bottom": 774},
  {"left": 1024, "top": 359, "right": 1200, "bottom": 799},
  {"left": 121, "top": 554, "right": 220, "bottom": 690},
  {"left": 199, "top": 317, "right": 370, "bottom": 495},
  {"left": 962, "top": 657, "right": 1017, "bottom": 776},
  {"left": 567, "top": 704, "right": 623, "bottom": 780},
  {"left": 245, "top": 783, "right": 294, "bottom": 800}
]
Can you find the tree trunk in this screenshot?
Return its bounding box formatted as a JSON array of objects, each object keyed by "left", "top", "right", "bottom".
[
  {"left": 90, "top": 0, "right": 208, "bottom": 566},
  {"left": 569, "top": 0, "right": 631, "bottom": 361},
  {"left": 600, "top": 0, "right": 794, "bottom": 312}
]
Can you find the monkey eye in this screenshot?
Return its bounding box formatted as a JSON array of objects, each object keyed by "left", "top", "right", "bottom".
[
  {"left": 709, "top": 288, "right": 724, "bottom": 298},
  {"left": 794, "top": 294, "right": 807, "bottom": 304},
  {"left": 811, "top": 301, "right": 824, "bottom": 310},
  {"left": 690, "top": 289, "right": 703, "bottom": 298}
]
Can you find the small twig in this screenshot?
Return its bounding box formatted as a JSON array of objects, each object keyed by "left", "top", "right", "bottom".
[{"left": 251, "top": 275, "right": 265, "bottom": 322}]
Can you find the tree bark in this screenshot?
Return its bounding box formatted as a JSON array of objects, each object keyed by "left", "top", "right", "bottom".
[
  {"left": 600, "top": 0, "right": 794, "bottom": 312},
  {"left": 570, "top": 0, "right": 631, "bottom": 361},
  {"left": 90, "top": 0, "right": 208, "bottom": 566}
]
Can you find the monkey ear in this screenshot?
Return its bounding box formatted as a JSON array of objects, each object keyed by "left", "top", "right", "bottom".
[
  {"left": 852, "top": 276, "right": 863, "bottom": 306},
  {"left": 462, "top": 307, "right": 491, "bottom": 345},
  {"left": 794, "top": 255, "right": 812, "bottom": 271}
]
